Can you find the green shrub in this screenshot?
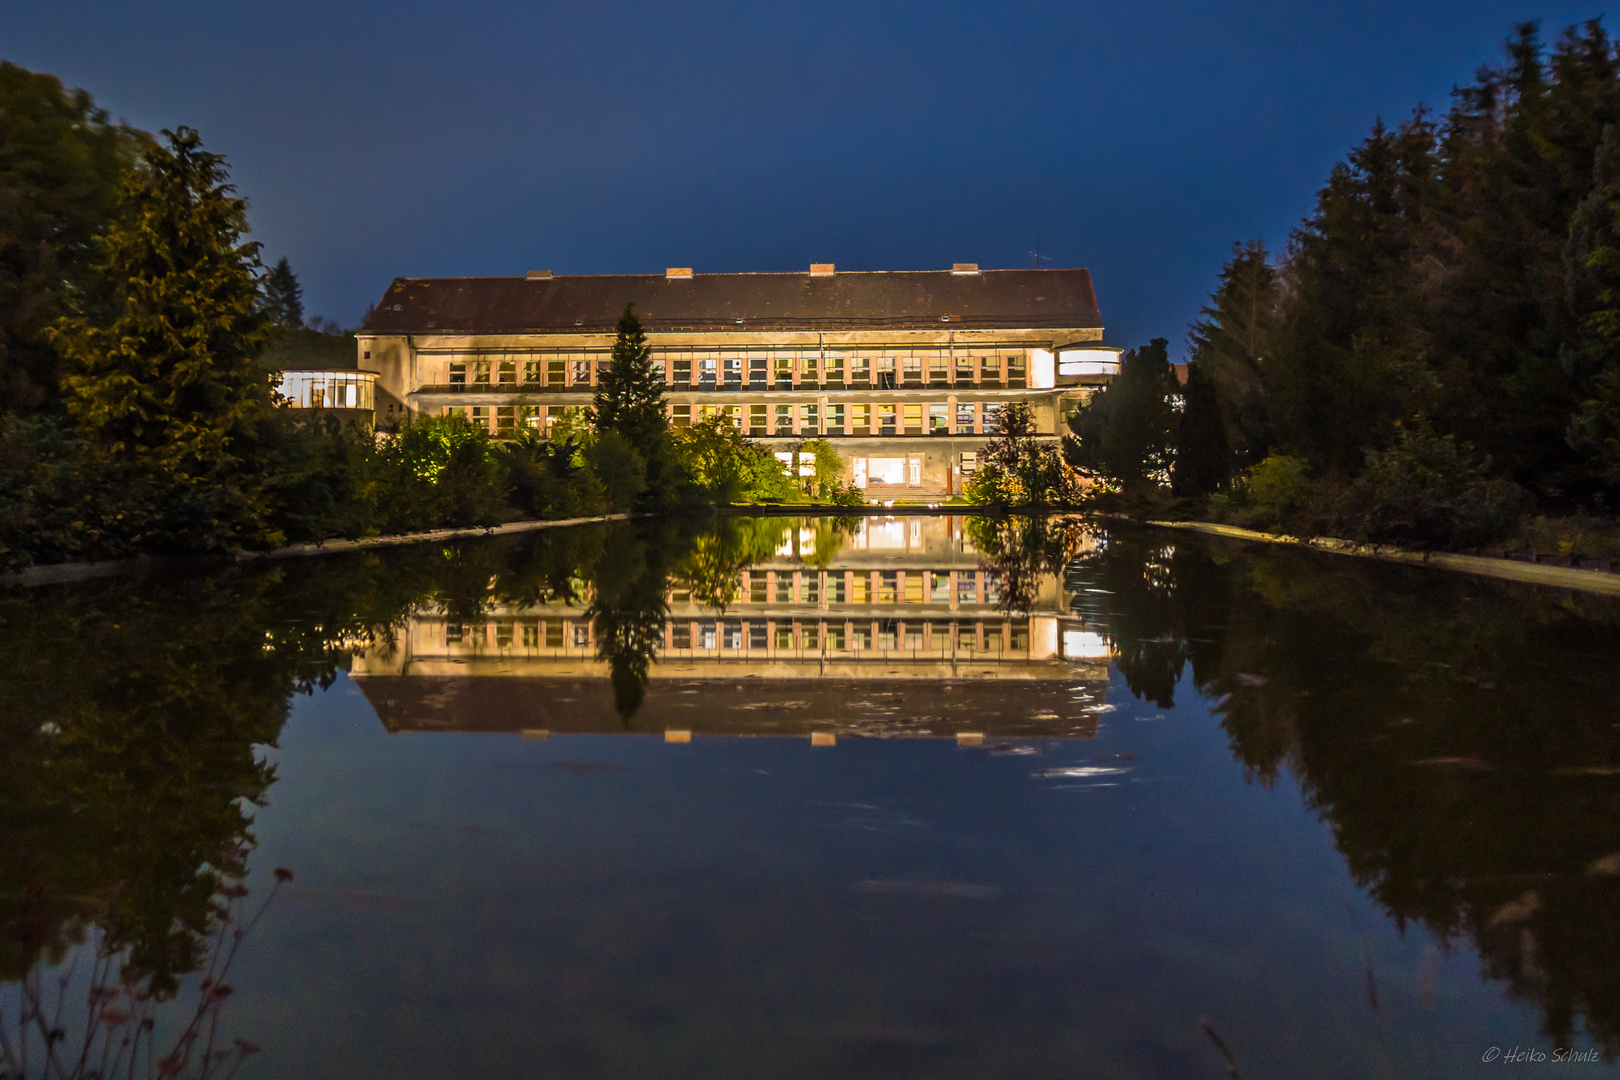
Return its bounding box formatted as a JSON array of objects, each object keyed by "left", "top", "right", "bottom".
[
  {"left": 1245, "top": 454, "right": 1321, "bottom": 534},
  {"left": 1343, "top": 421, "right": 1527, "bottom": 548}
]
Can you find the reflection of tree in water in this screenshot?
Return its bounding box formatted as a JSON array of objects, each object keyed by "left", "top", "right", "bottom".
[
  {"left": 1081, "top": 526, "right": 1620, "bottom": 1054},
  {"left": 966, "top": 513, "right": 1092, "bottom": 613},
  {"left": 0, "top": 555, "right": 444, "bottom": 1074}
]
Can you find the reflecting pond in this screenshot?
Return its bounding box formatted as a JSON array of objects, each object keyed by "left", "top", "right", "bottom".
[{"left": 3, "top": 513, "right": 1620, "bottom": 1077}]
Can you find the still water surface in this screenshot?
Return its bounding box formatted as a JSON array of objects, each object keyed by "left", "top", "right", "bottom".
[{"left": 3, "top": 514, "right": 1619, "bottom": 1078}]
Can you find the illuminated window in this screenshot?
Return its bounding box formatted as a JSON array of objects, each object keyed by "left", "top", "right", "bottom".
[
  {"left": 903, "top": 404, "right": 923, "bottom": 435},
  {"left": 852, "top": 403, "right": 870, "bottom": 435},
  {"left": 959, "top": 573, "right": 979, "bottom": 604},
  {"left": 672, "top": 404, "right": 692, "bottom": 427},
  {"left": 929, "top": 403, "right": 948, "bottom": 433}
]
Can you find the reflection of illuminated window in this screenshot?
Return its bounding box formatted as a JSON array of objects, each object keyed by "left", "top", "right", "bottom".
[
  {"left": 904, "top": 623, "right": 922, "bottom": 649},
  {"left": 827, "top": 574, "right": 845, "bottom": 603},
  {"left": 826, "top": 624, "right": 845, "bottom": 649},
  {"left": 775, "top": 575, "right": 794, "bottom": 603},
  {"left": 903, "top": 574, "right": 922, "bottom": 603},
  {"left": 852, "top": 624, "right": 870, "bottom": 650},
  {"left": 879, "top": 572, "right": 897, "bottom": 603},
  {"left": 775, "top": 624, "right": 793, "bottom": 650},
  {"left": 851, "top": 574, "right": 868, "bottom": 603},
  {"left": 802, "top": 623, "right": 819, "bottom": 649},
  {"left": 1063, "top": 629, "right": 1110, "bottom": 659},
  {"left": 931, "top": 621, "right": 951, "bottom": 650}
]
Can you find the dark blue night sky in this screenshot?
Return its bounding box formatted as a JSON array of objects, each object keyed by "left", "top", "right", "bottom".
[{"left": 1, "top": 1, "right": 1607, "bottom": 352}]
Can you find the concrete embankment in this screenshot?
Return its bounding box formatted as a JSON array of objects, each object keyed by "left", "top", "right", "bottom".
[
  {"left": 0, "top": 512, "right": 639, "bottom": 588},
  {"left": 1138, "top": 518, "right": 1620, "bottom": 598}
]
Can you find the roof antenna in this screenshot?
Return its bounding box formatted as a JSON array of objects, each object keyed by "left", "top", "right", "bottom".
[{"left": 1030, "top": 228, "right": 1044, "bottom": 270}]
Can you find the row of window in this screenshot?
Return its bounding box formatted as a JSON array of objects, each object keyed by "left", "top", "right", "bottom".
[
  {"left": 669, "top": 569, "right": 1004, "bottom": 606},
  {"left": 443, "top": 617, "right": 1032, "bottom": 654},
  {"left": 429, "top": 350, "right": 1028, "bottom": 391},
  {"left": 445, "top": 401, "right": 1012, "bottom": 438}
]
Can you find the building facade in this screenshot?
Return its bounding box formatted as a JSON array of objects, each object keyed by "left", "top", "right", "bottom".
[{"left": 357, "top": 264, "right": 1119, "bottom": 498}]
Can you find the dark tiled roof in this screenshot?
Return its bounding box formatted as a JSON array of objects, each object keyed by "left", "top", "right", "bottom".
[{"left": 361, "top": 268, "right": 1101, "bottom": 334}]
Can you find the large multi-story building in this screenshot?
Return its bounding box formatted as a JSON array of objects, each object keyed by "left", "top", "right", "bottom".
[{"left": 357, "top": 264, "right": 1119, "bottom": 498}]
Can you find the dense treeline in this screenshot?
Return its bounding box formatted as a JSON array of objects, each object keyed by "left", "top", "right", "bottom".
[
  {"left": 0, "top": 62, "right": 854, "bottom": 571},
  {"left": 1073, "top": 20, "right": 1620, "bottom": 548}
]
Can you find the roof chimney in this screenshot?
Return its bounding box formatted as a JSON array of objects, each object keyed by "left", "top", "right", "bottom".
[
  {"left": 526, "top": 269, "right": 553, "bottom": 280},
  {"left": 951, "top": 263, "right": 981, "bottom": 275},
  {"left": 809, "top": 263, "right": 835, "bottom": 277},
  {"left": 666, "top": 267, "right": 693, "bottom": 280}
]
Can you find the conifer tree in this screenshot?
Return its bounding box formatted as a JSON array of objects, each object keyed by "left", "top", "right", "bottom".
[
  {"left": 0, "top": 62, "right": 148, "bottom": 412},
  {"left": 594, "top": 303, "right": 666, "bottom": 448},
  {"left": 1068, "top": 339, "right": 1178, "bottom": 491},
  {"left": 1186, "top": 240, "right": 1280, "bottom": 465},
  {"left": 594, "top": 302, "right": 679, "bottom": 505},
  {"left": 50, "top": 127, "right": 277, "bottom": 548},
  {"left": 263, "top": 257, "right": 304, "bottom": 329},
  {"left": 1172, "top": 360, "right": 1232, "bottom": 497}
]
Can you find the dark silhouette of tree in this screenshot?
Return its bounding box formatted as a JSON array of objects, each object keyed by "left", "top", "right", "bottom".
[
  {"left": 1172, "top": 360, "right": 1232, "bottom": 497},
  {"left": 0, "top": 62, "right": 149, "bottom": 414},
  {"left": 262, "top": 256, "right": 305, "bottom": 330}
]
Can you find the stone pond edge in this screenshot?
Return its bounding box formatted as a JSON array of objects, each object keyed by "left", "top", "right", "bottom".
[{"left": 1134, "top": 518, "right": 1620, "bottom": 597}]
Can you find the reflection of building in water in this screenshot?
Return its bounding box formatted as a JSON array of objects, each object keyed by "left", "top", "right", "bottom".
[{"left": 351, "top": 516, "right": 1112, "bottom": 737}]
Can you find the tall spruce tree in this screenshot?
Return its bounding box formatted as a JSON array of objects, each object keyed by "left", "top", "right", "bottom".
[
  {"left": 50, "top": 127, "right": 277, "bottom": 549},
  {"left": 0, "top": 62, "right": 148, "bottom": 413},
  {"left": 594, "top": 302, "right": 679, "bottom": 505},
  {"left": 263, "top": 257, "right": 304, "bottom": 329},
  {"left": 1068, "top": 339, "right": 1178, "bottom": 491},
  {"left": 1185, "top": 240, "right": 1280, "bottom": 466},
  {"left": 594, "top": 303, "right": 666, "bottom": 448},
  {"left": 1172, "top": 360, "right": 1232, "bottom": 497},
  {"left": 1565, "top": 123, "right": 1620, "bottom": 489}
]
